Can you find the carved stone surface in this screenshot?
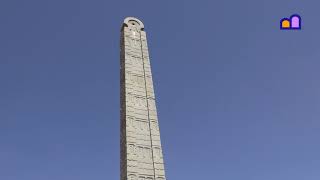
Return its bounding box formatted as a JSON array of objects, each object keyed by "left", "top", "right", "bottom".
[{"left": 120, "top": 17, "right": 166, "bottom": 180}]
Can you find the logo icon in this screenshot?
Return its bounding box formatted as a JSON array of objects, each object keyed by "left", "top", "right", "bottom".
[{"left": 280, "top": 14, "right": 301, "bottom": 30}]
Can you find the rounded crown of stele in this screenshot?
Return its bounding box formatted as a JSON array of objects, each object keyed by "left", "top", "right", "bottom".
[{"left": 122, "top": 17, "right": 144, "bottom": 31}]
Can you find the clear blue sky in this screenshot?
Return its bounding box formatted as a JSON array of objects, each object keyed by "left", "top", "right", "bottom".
[{"left": 1, "top": 0, "right": 319, "bottom": 179}]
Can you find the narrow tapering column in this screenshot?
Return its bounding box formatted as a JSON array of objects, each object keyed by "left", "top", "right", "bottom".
[{"left": 120, "top": 17, "right": 166, "bottom": 180}]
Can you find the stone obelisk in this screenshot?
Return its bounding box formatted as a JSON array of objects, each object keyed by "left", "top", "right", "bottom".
[{"left": 120, "top": 17, "right": 166, "bottom": 180}]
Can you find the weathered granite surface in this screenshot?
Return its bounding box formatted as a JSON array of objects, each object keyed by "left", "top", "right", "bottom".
[{"left": 120, "top": 17, "right": 166, "bottom": 180}]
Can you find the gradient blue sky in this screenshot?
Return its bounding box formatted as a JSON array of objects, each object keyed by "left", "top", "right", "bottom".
[{"left": 1, "top": 0, "right": 320, "bottom": 179}]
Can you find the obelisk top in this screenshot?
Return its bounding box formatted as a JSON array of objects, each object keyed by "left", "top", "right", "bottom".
[{"left": 123, "top": 17, "right": 144, "bottom": 31}]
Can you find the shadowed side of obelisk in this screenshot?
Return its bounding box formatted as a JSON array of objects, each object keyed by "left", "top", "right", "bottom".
[{"left": 120, "top": 17, "right": 166, "bottom": 180}]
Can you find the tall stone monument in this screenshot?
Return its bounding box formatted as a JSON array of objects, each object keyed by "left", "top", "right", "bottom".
[{"left": 120, "top": 17, "right": 166, "bottom": 180}]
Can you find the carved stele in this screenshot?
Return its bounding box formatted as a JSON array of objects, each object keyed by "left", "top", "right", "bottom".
[{"left": 120, "top": 17, "right": 166, "bottom": 180}]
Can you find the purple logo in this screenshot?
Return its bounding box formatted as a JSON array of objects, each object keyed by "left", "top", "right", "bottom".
[{"left": 280, "top": 14, "right": 301, "bottom": 30}]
